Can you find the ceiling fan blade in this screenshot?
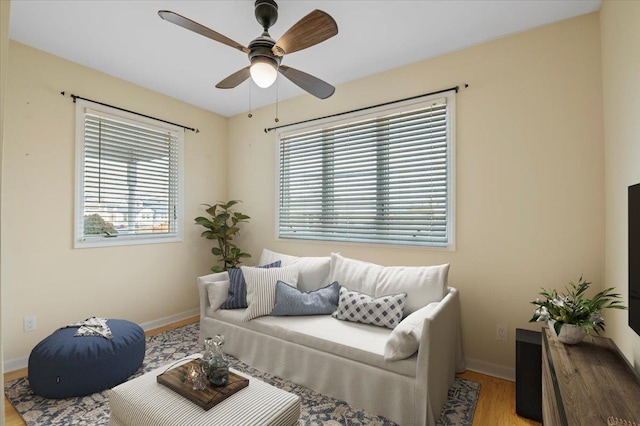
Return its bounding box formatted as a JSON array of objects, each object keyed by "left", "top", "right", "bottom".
[
  {"left": 272, "top": 10, "right": 338, "bottom": 57},
  {"left": 216, "top": 67, "right": 251, "bottom": 89},
  {"left": 158, "top": 10, "right": 250, "bottom": 54},
  {"left": 279, "top": 65, "right": 335, "bottom": 99}
]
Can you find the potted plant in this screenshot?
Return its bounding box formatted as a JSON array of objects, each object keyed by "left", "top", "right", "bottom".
[
  {"left": 194, "top": 200, "right": 251, "bottom": 273},
  {"left": 529, "top": 276, "right": 627, "bottom": 344}
]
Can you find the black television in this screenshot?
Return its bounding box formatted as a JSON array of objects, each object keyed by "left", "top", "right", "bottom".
[{"left": 630, "top": 183, "right": 640, "bottom": 335}]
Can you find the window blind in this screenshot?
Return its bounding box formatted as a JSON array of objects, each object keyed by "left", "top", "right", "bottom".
[
  {"left": 278, "top": 97, "right": 452, "bottom": 247},
  {"left": 81, "top": 110, "right": 180, "bottom": 239}
]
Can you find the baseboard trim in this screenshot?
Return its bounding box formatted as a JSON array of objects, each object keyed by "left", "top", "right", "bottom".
[
  {"left": 3, "top": 309, "right": 200, "bottom": 373},
  {"left": 465, "top": 357, "right": 515, "bottom": 381},
  {"left": 138, "top": 308, "right": 199, "bottom": 332}
]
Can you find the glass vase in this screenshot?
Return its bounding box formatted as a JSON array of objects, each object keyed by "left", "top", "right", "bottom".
[{"left": 208, "top": 334, "right": 229, "bottom": 387}]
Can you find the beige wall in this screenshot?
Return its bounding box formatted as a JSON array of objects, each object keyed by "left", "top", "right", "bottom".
[
  {"left": 2, "top": 41, "right": 227, "bottom": 362},
  {"left": 1, "top": 0, "right": 12, "bottom": 411},
  {"left": 227, "top": 13, "right": 605, "bottom": 376},
  {"left": 4, "top": 7, "right": 630, "bottom": 379},
  {"left": 601, "top": 0, "right": 640, "bottom": 371}
]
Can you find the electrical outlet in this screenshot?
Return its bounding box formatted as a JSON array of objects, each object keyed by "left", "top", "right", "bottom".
[
  {"left": 496, "top": 323, "right": 508, "bottom": 341},
  {"left": 24, "top": 316, "right": 37, "bottom": 332}
]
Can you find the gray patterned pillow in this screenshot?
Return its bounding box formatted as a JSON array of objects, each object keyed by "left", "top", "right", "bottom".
[
  {"left": 332, "top": 286, "right": 406, "bottom": 329},
  {"left": 270, "top": 281, "right": 340, "bottom": 316}
]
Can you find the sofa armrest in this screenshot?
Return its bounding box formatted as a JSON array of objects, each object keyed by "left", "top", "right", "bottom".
[
  {"left": 197, "top": 272, "right": 229, "bottom": 319},
  {"left": 414, "top": 287, "right": 464, "bottom": 426}
]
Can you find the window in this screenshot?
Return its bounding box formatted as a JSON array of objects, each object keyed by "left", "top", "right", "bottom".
[
  {"left": 278, "top": 92, "right": 455, "bottom": 248},
  {"left": 75, "top": 99, "right": 184, "bottom": 248}
]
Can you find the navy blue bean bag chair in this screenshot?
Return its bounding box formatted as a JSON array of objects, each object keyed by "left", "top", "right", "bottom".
[{"left": 28, "top": 319, "right": 145, "bottom": 398}]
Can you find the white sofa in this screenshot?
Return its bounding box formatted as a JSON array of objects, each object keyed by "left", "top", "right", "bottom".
[{"left": 197, "top": 250, "right": 465, "bottom": 426}]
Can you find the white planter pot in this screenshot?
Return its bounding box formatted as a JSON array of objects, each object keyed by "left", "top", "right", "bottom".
[{"left": 548, "top": 320, "right": 586, "bottom": 344}]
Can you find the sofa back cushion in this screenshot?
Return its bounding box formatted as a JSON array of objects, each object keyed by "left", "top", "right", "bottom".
[
  {"left": 329, "top": 253, "right": 381, "bottom": 296},
  {"left": 259, "top": 248, "right": 299, "bottom": 266},
  {"left": 259, "top": 249, "right": 331, "bottom": 293},
  {"left": 375, "top": 264, "right": 450, "bottom": 316}
]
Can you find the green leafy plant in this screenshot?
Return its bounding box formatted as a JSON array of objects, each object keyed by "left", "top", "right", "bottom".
[
  {"left": 529, "top": 276, "right": 627, "bottom": 338},
  {"left": 195, "top": 200, "right": 251, "bottom": 273}
]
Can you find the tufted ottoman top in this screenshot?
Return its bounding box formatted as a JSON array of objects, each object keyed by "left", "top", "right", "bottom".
[{"left": 28, "top": 319, "right": 145, "bottom": 398}]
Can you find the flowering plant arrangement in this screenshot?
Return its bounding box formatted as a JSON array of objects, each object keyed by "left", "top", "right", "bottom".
[{"left": 529, "top": 276, "right": 627, "bottom": 338}]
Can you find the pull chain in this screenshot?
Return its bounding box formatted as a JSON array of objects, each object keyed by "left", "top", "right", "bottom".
[
  {"left": 275, "top": 77, "right": 280, "bottom": 123},
  {"left": 248, "top": 82, "right": 253, "bottom": 118}
]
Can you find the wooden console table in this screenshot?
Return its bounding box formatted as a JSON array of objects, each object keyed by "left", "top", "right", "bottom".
[{"left": 542, "top": 328, "right": 640, "bottom": 425}]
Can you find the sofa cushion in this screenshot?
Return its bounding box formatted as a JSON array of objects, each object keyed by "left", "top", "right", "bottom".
[
  {"left": 259, "top": 248, "right": 299, "bottom": 266},
  {"left": 219, "top": 261, "right": 281, "bottom": 310},
  {"left": 376, "top": 263, "right": 450, "bottom": 316},
  {"left": 211, "top": 309, "right": 416, "bottom": 377},
  {"left": 270, "top": 281, "right": 340, "bottom": 316},
  {"left": 332, "top": 286, "right": 406, "bottom": 329},
  {"left": 243, "top": 265, "right": 299, "bottom": 321},
  {"left": 384, "top": 302, "right": 438, "bottom": 361},
  {"left": 329, "top": 253, "right": 381, "bottom": 296},
  {"left": 260, "top": 249, "right": 331, "bottom": 292}
]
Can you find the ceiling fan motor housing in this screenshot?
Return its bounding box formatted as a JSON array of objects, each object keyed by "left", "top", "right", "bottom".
[
  {"left": 248, "top": 33, "right": 281, "bottom": 69},
  {"left": 255, "top": 0, "right": 278, "bottom": 30}
]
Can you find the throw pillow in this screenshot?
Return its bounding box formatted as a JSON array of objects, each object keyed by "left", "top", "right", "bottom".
[
  {"left": 218, "top": 261, "right": 281, "bottom": 310},
  {"left": 270, "top": 281, "right": 340, "bottom": 316},
  {"left": 376, "top": 263, "right": 450, "bottom": 316},
  {"left": 243, "top": 264, "right": 299, "bottom": 321},
  {"left": 384, "top": 302, "right": 438, "bottom": 361},
  {"left": 206, "top": 280, "right": 230, "bottom": 312},
  {"left": 332, "top": 286, "right": 406, "bottom": 329}
]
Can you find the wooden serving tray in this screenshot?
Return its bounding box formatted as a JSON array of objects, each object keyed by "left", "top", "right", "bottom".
[{"left": 157, "top": 359, "right": 249, "bottom": 410}]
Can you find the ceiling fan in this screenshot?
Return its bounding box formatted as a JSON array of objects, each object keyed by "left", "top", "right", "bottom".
[{"left": 158, "top": 0, "right": 338, "bottom": 99}]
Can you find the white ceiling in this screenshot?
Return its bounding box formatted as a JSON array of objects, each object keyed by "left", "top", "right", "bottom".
[{"left": 9, "top": 0, "right": 600, "bottom": 118}]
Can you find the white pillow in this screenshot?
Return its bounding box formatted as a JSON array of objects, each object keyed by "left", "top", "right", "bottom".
[
  {"left": 384, "top": 302, "right": 438, "bottom": 361},
  {"left": 243, "top": 265, "right": 299, "bottom": 321},
  {"left": 259, "top": 248, "right": 299, "bottom": 266},
  {"left": 206, "top": 280, "right": 230, "bottom": 312},
  {"left": 291, "top": 256, "right": 331, "bottom": 292},
  {"left": 259, "top": 249, "right": 331, "bottom": 293},
  {"left": 329, "top": 253, "right": 381, "bottom": 296},
  {"left": 376, "top": 263, "right": 449, "bottom": 316}
]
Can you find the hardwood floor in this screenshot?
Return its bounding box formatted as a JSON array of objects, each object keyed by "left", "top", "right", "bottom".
[{"left": 4, "top": 316, "right": 541, "bottom": 426}]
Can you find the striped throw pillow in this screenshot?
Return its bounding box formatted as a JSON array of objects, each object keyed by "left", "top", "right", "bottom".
[
  {"left": 219, "top": 261, "right": 281, "bottom": 310},
  {"left": 243, "top": 265, "right": 299, "bottom": 321}
]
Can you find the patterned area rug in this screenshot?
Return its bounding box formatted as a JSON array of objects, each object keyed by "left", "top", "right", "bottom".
[{"left": 5, "top": 323, "right": 480, "bottom": 425}]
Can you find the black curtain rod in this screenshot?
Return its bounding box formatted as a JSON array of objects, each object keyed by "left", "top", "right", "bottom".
[
  {"left": 264, "top": 84, "right": 467, "bottom": 133},
  {"left": 61, "top": 91, "right": 199, "bottom": 133}
]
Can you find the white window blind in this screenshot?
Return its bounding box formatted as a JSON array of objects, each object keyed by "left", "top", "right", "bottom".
[
  {"left": 278, "top": 94, "right": 455, "bottom": 248},
  {"left": 75, "top": 100, "right": 184, "bottom": 247}
]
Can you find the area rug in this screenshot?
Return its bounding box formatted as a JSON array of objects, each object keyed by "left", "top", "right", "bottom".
[{"left": 5, "top": 323, "right": 480, "bottom": 425}]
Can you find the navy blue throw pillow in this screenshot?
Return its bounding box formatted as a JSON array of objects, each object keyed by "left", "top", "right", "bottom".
[
  {"left": 219, "top": 261, "right": 281, "bottom": 309},
  {"left": 270, "top": 281, "right": 340, "bottom": 316}
]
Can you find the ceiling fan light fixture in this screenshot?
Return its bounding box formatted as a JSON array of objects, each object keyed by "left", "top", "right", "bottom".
[{"left": 250, "top": 57, "right": 278, "bottom": 88}]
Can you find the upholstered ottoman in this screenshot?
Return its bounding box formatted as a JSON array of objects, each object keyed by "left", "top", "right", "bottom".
[
  {"left": 109, "top": 357, "right": 300, "bottom": 426},
  {"left": 28, "top": 319, "right": 145, "bottom": 398}
]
